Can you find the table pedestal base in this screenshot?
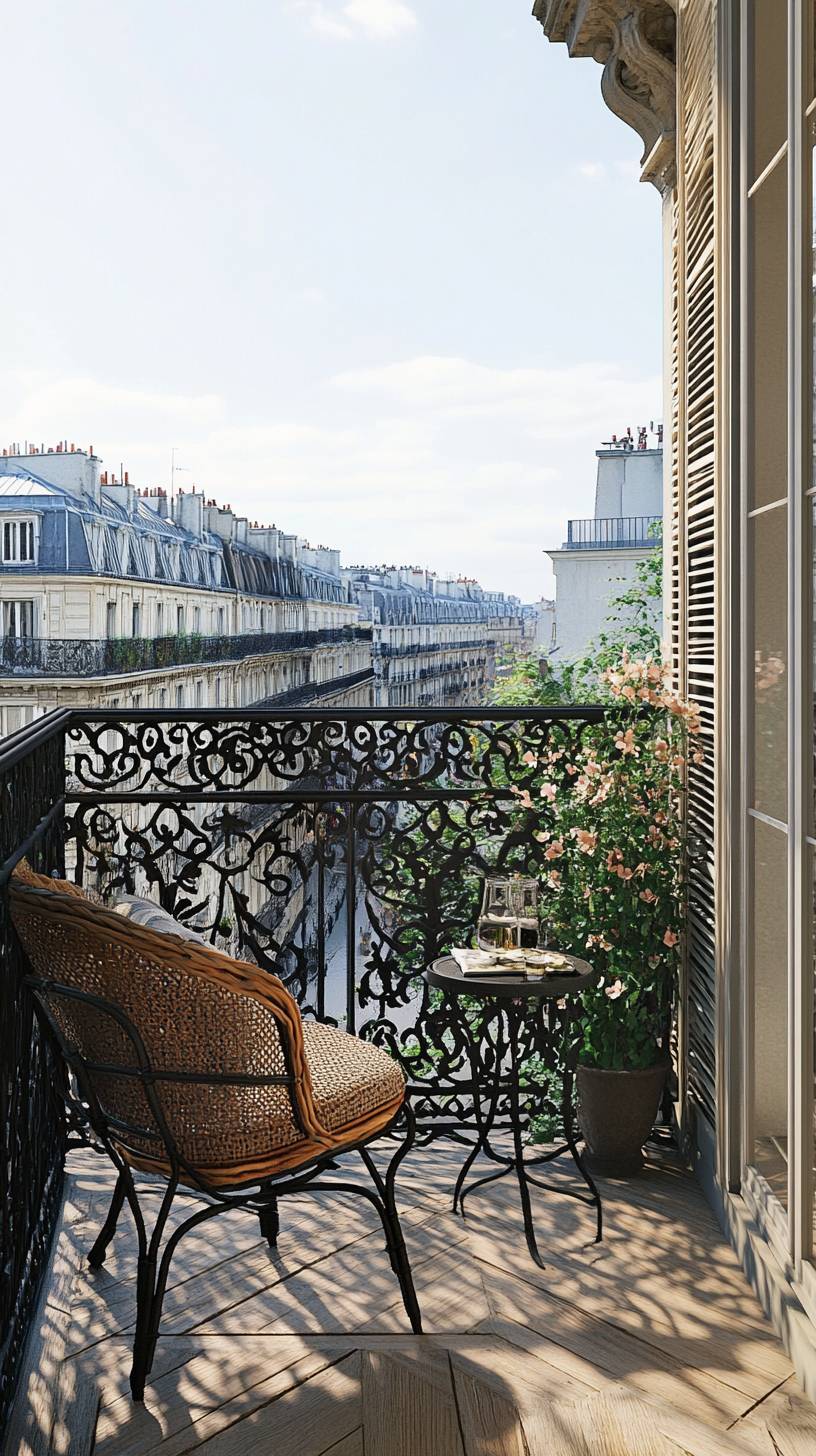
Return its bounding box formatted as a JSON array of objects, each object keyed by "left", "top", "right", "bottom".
[{"left": 450, "top": 1002, "right": 603, "bottom": 1269}]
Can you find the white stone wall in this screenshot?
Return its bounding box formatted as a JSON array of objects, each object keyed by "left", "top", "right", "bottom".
[
  {"left": 0, "top": 571, "right": 360, "bottom": 642},
  {"left": 549, "top": 547, "right": 660, "bottom": 662}
]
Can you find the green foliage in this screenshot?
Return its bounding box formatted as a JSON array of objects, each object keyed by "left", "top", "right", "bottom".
[
  {"left": 506, "top": 656, "right": 701, "bottom": 1072},
  {"left": 489, "top": 540, "right": 696, "bottom": 1071},
  {"left": 494, "top": 536, "right": 663, "bottom": 708}
]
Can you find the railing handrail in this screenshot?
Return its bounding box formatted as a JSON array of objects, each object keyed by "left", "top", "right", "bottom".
[
  {"left": 568, "top": 513, "right": 662, "bottom": 527},
  {"left": 63, "top": 703, "right": 617, "bottom": 722},
  {"left": 0, "top": 702, "right": 624, "bottom": 776}
]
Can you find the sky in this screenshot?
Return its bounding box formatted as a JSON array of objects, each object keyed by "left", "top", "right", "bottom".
[{"left": 2, "top": 0, "right": 662, "bottom": 601}]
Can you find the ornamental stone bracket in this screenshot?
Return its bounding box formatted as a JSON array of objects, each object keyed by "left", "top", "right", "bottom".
[{"left": 533, "top": 0, "right": 677, "bottom": 194}]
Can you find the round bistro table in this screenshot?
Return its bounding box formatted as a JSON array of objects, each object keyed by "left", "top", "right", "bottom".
[{"left": 425, "top": 954, "right": 603, "bottom": 1268}]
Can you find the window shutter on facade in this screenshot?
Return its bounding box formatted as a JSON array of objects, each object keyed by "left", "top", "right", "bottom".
[{"left": 677, "top": 0, "right": 718, "bottom": 1133}]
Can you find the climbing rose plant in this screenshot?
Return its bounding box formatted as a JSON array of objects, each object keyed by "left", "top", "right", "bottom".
[{"left": 511, "top": 655, "right": 703, "bottom": 1071}]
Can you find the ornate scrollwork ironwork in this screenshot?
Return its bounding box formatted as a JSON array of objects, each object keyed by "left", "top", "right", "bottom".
[
  {"left": 0, "top": 725, "right": 67, "bottom": 1432},
  {"left": 0, "top": 626, "right": 371, "bottom": 679},
  {"left": 65, "top": 708, "right": 610, "bottom": 1132}
]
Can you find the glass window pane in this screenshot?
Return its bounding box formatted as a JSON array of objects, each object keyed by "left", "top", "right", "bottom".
[
  {"left": 749, "top": 0, "right": 788, "bottom": 185},
  {"left": 751, "top": 505, "right": 788, "bottom": 822},
  {"left": 752, "top": 817, "right": 789, "bottom": 1208},
  {"left": 748, "top": 161, "right": 788, "bottom": 509},
  {"left": 811, "top": 848, "right": 816, "bottom": 1247}
]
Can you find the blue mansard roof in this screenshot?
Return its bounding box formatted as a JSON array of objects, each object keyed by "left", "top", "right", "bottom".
[
  {"left": 350, "top": 576, "right": 519, "bottom": 627},
  {"left": 0, "top": 469, "right": 346, "bottom": 604}
]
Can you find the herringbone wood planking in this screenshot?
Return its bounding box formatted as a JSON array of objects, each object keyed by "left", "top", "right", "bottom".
[{"left": 27, "top": 1145, "right": 816, "bottom": 1455}]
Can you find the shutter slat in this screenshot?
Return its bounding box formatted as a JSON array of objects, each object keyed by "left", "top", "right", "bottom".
[{"left": 678, "top": 0, "right": 717, "bottom": 1132}]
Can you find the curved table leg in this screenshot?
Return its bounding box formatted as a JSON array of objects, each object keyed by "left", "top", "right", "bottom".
[
  {"left": 453, "top": 1011, "right": 505, "bottom": 1215},
  {"left": 506, "top": 1001, "right": 548, "bottom": 1268},
  {"left": 451, "top": 994, "right": 604, "bottom": 1266}
]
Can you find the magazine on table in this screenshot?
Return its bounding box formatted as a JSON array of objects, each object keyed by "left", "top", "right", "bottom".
[{"left": 451, "top": 947, "right": 578, "bottom": 978}]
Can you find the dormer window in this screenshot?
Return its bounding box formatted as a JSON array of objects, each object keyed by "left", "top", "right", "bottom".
[{"left": 2, "top": 518, "right": 37, "bottom": 565}]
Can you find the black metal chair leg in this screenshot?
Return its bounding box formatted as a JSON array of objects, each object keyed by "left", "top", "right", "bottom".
[
  {"left": 381, "top": 1182, "right": 423, "bottom": 1334},
  {"left": 258, "top": 1198, "right": 279, "bottom": 1248},
  {"left": 358, "top": 1104, "right": 423, "bottom": 1333},
  {"left": 359, "top": 1146, "right": 400, "bottom": 1274},
  {"left": 88, "top": 1169, "right": 127, "bottom": 1269},
  {"left": 383, "top": 1103, "right": 422, "bottom": 1334},
  {"left": 125, "top": 1176, "right": 178, "bottom": 1401},
  {"left": 129, "top": 1252, "right": 156, "bottom": 1401}
]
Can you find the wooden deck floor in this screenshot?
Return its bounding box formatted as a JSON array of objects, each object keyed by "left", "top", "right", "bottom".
[{"left": 10, "top": 1139, "right": 816, "bottom": 1456}]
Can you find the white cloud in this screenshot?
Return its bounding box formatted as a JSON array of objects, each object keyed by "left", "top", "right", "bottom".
[
  {"left": 0, "top": 357, "right": 660, "bottom": 599},
  {"left": 577, "top": 162, "right": 605, "bottom": 180},
  {"left": 295, "top": 0, "right": 416, "bottom": 42}
]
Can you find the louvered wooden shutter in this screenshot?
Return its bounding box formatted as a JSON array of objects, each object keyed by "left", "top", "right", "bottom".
[
  {"left": 677, "top": 0, "right": 718, "bottom": 1132},
  {"left": 667, "top": 191, "right": 684, "bottom": 694}
]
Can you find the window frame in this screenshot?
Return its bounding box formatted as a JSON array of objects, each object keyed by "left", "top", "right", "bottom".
[{"left": 1, "top": 516, "right": 39, "bottom": 567}]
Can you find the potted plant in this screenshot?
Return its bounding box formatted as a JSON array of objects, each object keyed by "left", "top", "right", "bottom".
[{"left": 512, "top": 654, "right": 703, "bottom": 1175}]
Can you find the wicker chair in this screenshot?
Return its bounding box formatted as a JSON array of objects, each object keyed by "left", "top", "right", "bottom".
[{"left": 10, "top": 865, "right": 423, "bottom": 1400}]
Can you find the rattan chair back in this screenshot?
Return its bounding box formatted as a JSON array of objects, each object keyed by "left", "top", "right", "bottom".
[{"left": 10, "top": 871, "right": 335, "bottom": 1186}]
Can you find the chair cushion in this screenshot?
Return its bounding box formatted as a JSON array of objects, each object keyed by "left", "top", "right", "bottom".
[
  {"left": 110, "top": 894, "right": 207, "bottom": 945},
  {"left": 303, "top": 1020, "right": 405, "bottom": 1136}
]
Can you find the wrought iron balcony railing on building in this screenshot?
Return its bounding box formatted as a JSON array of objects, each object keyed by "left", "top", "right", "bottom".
[
  {"left": 0, "top": 626, "right": 372, "bottom": 678},
  {"left": 376, "top": 637, "right": 494, "bottom": 659},
  {"left": 563, "top": 515, "right": 662, "bottom": 550},
  {"left": 0, "top": 703, "right": 619, "bottom": 1433},
  {"left": 259, "top": 668, "right": 375, "bottom": 707}
]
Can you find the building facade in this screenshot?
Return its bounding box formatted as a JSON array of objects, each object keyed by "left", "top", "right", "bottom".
[
  {"left": 538, "top": 0, "right": 816, "bottom": 1392},
  {"left": 545, "top": 431, "right": 663, "bottom": 660},
  {"left": 343, "top": 565, "right": 526, "bottom": 707},
  {"left": 0, "top": 445, "right": 373, "bottom": 734}
]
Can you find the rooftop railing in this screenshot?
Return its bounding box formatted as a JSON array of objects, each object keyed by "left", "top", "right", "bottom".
[
  {"left": 563, "top": 515, "right": 662, "bottom": 550},
  {"left": 0, "top": 703, "right": 619, "bottom": 1432},
  {"left": 0, "top": 626, "right": 372, "bottom": 678}
]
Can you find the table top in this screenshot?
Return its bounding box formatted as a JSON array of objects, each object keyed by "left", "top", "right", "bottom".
[{"left": 426, "top": 953, "right": 597, "bottom": 1001}]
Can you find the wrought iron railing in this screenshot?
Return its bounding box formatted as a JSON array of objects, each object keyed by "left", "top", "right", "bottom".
[
  {"left": 377, "top": 638, "right": 495, "bottom": 659},
  {"left": 259, "top": 668, "right": 375, "bottom": 706},
  {"left": 0, "top": 703, "right": 619, "bottom": 1432},
  {"left": 0, "top": 626, "right": 372, "bottom": 678},
  {"left": 564, "top": 515, "right": 662, "bottom": 549},
  {"left": 0, "top": 714, "right": 69, "bottom": 1434}
]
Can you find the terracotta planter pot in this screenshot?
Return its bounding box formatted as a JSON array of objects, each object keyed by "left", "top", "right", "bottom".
[{"left": 577, "top": 1060, "right": 668, "bottom": 1176}]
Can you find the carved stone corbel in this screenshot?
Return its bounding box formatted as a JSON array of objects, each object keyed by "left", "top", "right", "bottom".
[{"left": 533, "top": 1, "right": 677, "bottom": 194}]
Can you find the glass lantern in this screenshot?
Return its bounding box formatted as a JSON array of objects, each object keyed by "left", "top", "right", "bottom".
[{"left": 477, "top": 875, "right": 540, "bottom": 952}]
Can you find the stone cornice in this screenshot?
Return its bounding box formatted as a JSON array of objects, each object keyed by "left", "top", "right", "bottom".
[{"left": 533, "top": 0, "right": 677, "bottom": 194}]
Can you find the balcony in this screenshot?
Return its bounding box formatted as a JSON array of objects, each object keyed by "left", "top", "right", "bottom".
[
  {"left": 377, "top": 638, "right": 494, "bottom": 659},
  {"left": 0, "top": 625, "right": 372, "bottom": 678},
  {"left": 0, "top": 709, "right": 806, "bottom": 1453},
  {"left": 259, "top": 666, "right": 375, "bottom": 706},
  {"left": 563, "top": 516, "right": 662, "bottom": 550}
]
